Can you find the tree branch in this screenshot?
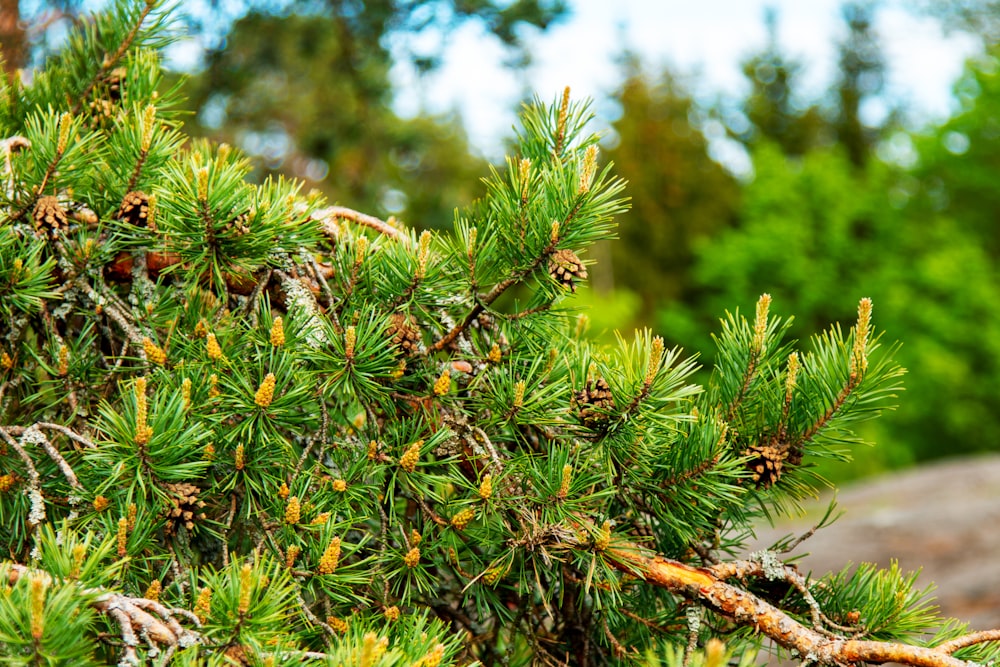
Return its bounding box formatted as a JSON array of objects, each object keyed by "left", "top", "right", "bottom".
[
  {"left": 3, "top": 563, "right": 201, "bottom": 665},
  {"left": 320, "top": 206, "right": 407, "bottom": 243},
  {"left": 602, "top": 544, "right": 983, "bottom": 667}
]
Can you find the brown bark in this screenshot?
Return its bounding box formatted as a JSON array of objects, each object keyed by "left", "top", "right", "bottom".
[
  {"left": 0, "top": 0, "right": 25, "bottom": 76},
  {"left": 603, "top": 545, "right": 985, "bottom": 667}
]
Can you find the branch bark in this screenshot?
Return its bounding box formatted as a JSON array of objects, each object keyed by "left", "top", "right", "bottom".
[{"left": 603, "top": 544, "right": 992, "bottom": 667}]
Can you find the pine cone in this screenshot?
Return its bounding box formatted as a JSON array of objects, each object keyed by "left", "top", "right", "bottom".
[
  {"left": 106, "top": 67, "right": 127, "bottom": 101},
  {"left": 549, "top": 249, "right": 588, "bottom": 292},
  {"left": 743, "top": 444, "right": 787, "bottom": 489},
  {"left": 115, "top": 191, "right": 152, "bottom": 228},
  {"left": 388, "top": 312, "right": 420, "bottom": 355},
  {"left": 164, "top": 482, "right": 207, "bottom": 535},
  {"left": 33, "top": 196, "right": 68, "bottom": 238},
  {"left": 223, "top": 211, "right": 251, "bottom": 237},
  {"left": 576, "top": 377, "right": 616, "bottom": 428}
]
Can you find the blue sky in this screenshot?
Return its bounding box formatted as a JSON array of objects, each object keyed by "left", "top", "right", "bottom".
[{"left": 390, "top": 0, "right": 982, "bottom": 160}]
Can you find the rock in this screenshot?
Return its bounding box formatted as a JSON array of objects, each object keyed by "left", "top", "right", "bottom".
[{"left": 747, "top": 455, "right": 1000, "bottom": 630}]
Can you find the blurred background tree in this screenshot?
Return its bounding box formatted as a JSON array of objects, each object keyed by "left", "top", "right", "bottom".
[
  {"left": 602, "top": 53, "right": 740, "bottom": 319},
  {"left": 652, "top": 4, "right": 1000, "bottom": 476},
  {"left": 182, "top": 11, "right": 489, "bottom": 229},
  {"left": 729, "top": 7, "right": 829, "bottom": 156}
]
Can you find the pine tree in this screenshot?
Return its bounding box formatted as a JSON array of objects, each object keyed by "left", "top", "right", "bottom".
[{"left": 1, "top": 3, "right": 999, "bottom": 666}]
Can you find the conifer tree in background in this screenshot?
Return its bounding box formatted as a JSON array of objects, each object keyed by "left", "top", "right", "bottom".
[{"left": 4, "top": 3, "right": 1000, "bottom": 666}]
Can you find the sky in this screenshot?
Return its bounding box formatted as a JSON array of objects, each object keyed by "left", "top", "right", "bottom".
[{"left": 390, "top": 0, "right": 983, "bottom": 161}]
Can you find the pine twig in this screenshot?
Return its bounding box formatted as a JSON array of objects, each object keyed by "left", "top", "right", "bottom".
[
  {"left": 71, "top": 0, "right": 158, "bottom": 116},
  {"left": 320, "top": 206, "right": 407, "bottom": 243},
  {"left": 936, "top": 629, "right": 1000, "bottom": 654}
]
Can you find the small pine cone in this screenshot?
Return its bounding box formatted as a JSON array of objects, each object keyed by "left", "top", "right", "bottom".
[
  {"left": 106, "top": 67, "right": 127, "bottom": 101},
  {"left": 33, "top": 196, "right": 68, "bottom": 238},
  {"left": 223, "top": 211, "right": 251, "bottom": 237},
  {"left": 164, "top": 482, "right": 207, "bottom": 535},
  {"left": 388, "top": 313, "right": 420, "bottom": 355},
  {"left": 475, "top": 312, "right": 495, "bottom": 331},
  {"left": 743, "top": 444, "right": 788, "bottom": 489},
  {"left": 575, "top": 377, "right": 616, "bottom": 428},
  {"left": 115, "top": 191, "right": 151, "bottom": 228},
  {"left": 548, "top": 249, "right": 588, "bottom": 292}
]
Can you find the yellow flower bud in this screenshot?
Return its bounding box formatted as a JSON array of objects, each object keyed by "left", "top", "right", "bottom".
[
  {"left": 851, "top": 298, "right": 873, "bottom": 378},
  {"left": 327, "top": 616, "right": 348, "bottom": 633},
  {"left": 403, "top": 547, "right": 421, "bottom": 568},
  {"left": 284, "top": 496, "right": 300, "bottom": 525},
  {"left": 513, "top": 380, "right": 525, "bottom": 409},
  {"left": 57, "top": 344, "right": 69, "bottom": 376},
  {"left": 29, "top": 572, "right": 47, "bottom": 639},
  {"left": 416, "top": 230, "right": 431, "bottom": 279},
  {"left": 234, "top": 444, "right": 245, "bottom": 470},
  {"left": 422, "top": 644, "right": 446, "bottom": 667},
  {"left": 206, "top": 333, "right": 223, "bottom": 361},
  {"left": 92, "top": 495, "right": 109, "bottom": 512},
  {"left": 143, "top": 337, "right": 166, "bottom": 366},
  {"left": 194, "top": 587, "right": 212, "bottom": 623},
  {"left": 433, "top": 369, "right": 451, "bottom": 396},
  {"left": 753, "top": 293, "right": 771, "bottom": 353},
  {"left": 196, "top": 166, "right": 209, "bottom": 202},
  {"left": 384, "top": 605, "right": 400, "bottom": 622},
  {"left": 594, "top": 520, "right": 611, "bottom": 551},
  {"left": 344, "top": 326, "right": 356, "bottom": 360},
  {"left": 318, "top": 537, "right": 341, "bottom": 575},
  {"left": 238, "top": 562, "right": 252, "bottom": 614},
  {"left": 332, "top": 479, "right": 347, "bottom": 492},
  {"left": 116, "top": 517, "right": 129, "bottom": 557},
  {"left": 558, "top": 464, "right": 572, "bottom": 499},
  {"left": 478, "top": 474, "right": 493, "bottom": 501},
  {"left": 254, "top": 373, "right": 276, "bottom": 408},
  {"left": 270, "top": 317, "right": 285, "bottom": 347},
  {"left": 278, "top": 482, "right": 289, "bottom": 499},
  {"left": 145, "top": 580, "right": 161, "bottom": 602},
  {"left": 487, "top": 344, "right": 502, "bottom": 364},
  {"left": 285, "top": 545, "right": 301, "bottom": 569},
  {"left": 451, "top": 507, "right": 475, "bottom": 531},
  {"left": 785, "top": 352, "right": 800, "bottom": 404},
  {"left": 399, "top": 440, "right": 422, "bottom": 473},
  {"left": 578, "top": 144, "right": 598, "bottom": 194},
  {"left": 70, "top": 544, "right": 86, "bottom": 579},
  {"left": 645, "top": 336, "right": 664, "bottom": 385}
]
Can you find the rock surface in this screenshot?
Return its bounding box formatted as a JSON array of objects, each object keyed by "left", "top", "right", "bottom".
[{"left": 747, "top": 455, "right": 1000, "bottom": 630}]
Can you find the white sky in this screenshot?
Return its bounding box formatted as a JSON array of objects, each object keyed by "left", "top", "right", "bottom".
[{"left": 391, "top": 0, "right": 983, "bottom": 159}]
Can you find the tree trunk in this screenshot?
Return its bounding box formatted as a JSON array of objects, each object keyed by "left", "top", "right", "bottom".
[{"left": 0, "top": 0, "right": 25, "bottom": 76}]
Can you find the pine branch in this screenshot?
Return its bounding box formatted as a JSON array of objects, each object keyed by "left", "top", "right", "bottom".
[
  {"left": 2, "top": 563, "right": 202, "bottom": 665},
  {"left": 602, "top": 544, "right": 988, "bottom": 667},
  {"left": 429, "top": 237, "right": 556, "bottom": 353},
  {"left": 321, "top": 205, "right": 407, "bottom": 243},
  {"left": 70, "top": 0, "right": 157, "bottom": 116},
  {"left": 936, "top": 630, "right": 1000, "bottom": 655}
]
